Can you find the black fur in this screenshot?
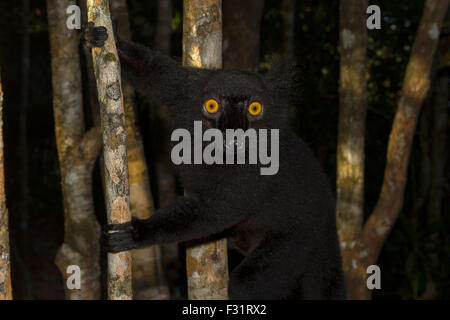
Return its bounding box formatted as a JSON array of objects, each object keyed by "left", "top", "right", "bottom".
[{"left": 87, "top": 24, "right": 345, "bottom": 299}]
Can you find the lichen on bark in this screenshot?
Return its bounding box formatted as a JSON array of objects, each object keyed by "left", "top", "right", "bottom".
[
  {"left": 48, "top": 0, "right": 102, "bottom": 299},
  {"left": 336, "top": 0, "right": 368, "bottom": 299},
  {"left": 87, "top": 0, "right": 133, "bottom": 300},
  {"left": 110, "top": 0, "right": 169, "bottom": 299}
]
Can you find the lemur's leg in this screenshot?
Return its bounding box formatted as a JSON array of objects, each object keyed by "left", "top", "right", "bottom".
[{"left": 228, "top": 234, "right": 302, "bottom": 299}]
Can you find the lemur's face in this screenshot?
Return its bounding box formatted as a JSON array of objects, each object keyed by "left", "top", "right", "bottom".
[
  {"left": 200, "top": 71, "right": 267, "bottom": 133},
  {"left": 201, "top": 96, "right": 263, "bottom": 131}
]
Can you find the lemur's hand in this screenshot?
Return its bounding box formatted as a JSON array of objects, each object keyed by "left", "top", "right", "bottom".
[
  {"left": 101, "top": 217, "right": 142, "bottom": 253},
  {"left": 83, "top": 22, "right": 108, "bottom": 48}
]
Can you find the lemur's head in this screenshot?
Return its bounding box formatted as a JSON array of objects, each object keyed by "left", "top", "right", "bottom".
[{"left": 180, "top": 65, "right": 300, "bottom": 134}]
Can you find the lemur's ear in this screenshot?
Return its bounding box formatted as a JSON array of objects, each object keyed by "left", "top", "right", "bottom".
[{"left": 264, "top": 59, "right": 302, "bottom": 107}]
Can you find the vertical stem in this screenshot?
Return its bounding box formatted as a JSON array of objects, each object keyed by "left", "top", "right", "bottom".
[
  {"left": 411, "top": 98, "right": 431, "bottom": 218},
  {"left": 423, "top": 73, "right": 448, "bottom": 298},
  {"left": 347, "top": 0, "right": 449, "bottom": 299},
  {"left": 0, "top": 67, "right": 12, "bottom": 300},
  {"left": 110, "top": 0, "right": 169, "bottom": 299},
  {"left": 361, "top": 0, "right": 449, "bottom": 267},
  {"left": 222, "top": 0, "right": 264, "bottom": 71},
  {"left": 154, "top": 0, "right": 176, "bottom": 208},
  {"left": 19, "top": 0, "right": 30, "bottom": 233},
  {"left": 336, "top": 0, "right": 368, "bottom": 298},
  {"left": 17, "top": 0, "right": 33, "bottom": 299},
  {"left": 183, "top": 0, "right": 229, "bottom": 300},
  {"left": 153, "top": 0, "right": 180, "bottom": 293},
  {"left": 155, "top": 0, "right": 173, "bottom": 55},
  {"left": 87, "top": 0, "right": 133, "bottom": 300},
  {"left": 48, "top": 0, "right": 102, "bottom": 299}
]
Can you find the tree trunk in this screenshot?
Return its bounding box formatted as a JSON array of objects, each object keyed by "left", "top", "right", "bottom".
[
  {"left": 110, "top": 0, "right": 169, "bottom": 300},
  {"left": 154, "top": 0, "right": 177, "bottom": 210},
  {"left": 343, "top": 0, "right": 449, "bottom": 299},
  {"left": 17, "top": 0, "right": 33, "bottom": 299},
  {"left": 47, "top": 0, "right": 102, "bottom": 300},
  {"left": 411, "top": 97, "right": 431, "bottom": 219},
  {"left": 153, "top": 0, "right": 180, "bottom": 293},
  {"left": 155, "top": 0, "right": 173, "bottom": 55},
  {"left": 223, "top": 0, "right": 264, "bottom": 71},
  {"left": 336, "top": 0, "right": 368, "bottom": 298},
  {"left": 423, "top": 75, "right": 448, "bottom": 298},
  {"left": 183, "top": 0, "right": 229, "bottom": 300},
  {"left": 18, "top": 0, "right": 30, "bottom": 235},
  {"left": 423, "top": 32, "right": 450, "bottom": 296},
  {"left": 87, "top": 0, "right": 133, "bottom": 300},
  {"left": 0, "top": 67, "right": 12, "bottom": 300}
]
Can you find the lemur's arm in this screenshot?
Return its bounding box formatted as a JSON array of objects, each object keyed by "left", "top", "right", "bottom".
[
  {"left": 101, "top": 195, "right": 242, "bottom": 253},
  {"left": 84, "top": 22, "right": 193, "bottom": 106},
  {"left": 116, "top": 39, "right": 191, "bottom": 105}
]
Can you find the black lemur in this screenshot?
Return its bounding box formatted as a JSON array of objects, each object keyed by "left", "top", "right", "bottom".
[{"left": 86, "top": 23, "right": 345, "bottom": 299}]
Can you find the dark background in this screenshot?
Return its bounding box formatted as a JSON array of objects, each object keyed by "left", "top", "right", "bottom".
[{"left": 0, "top": 0, "right": 448, "bottom": 299}]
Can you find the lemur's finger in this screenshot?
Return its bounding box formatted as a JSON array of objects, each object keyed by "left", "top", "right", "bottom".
[
  {"left": 94, "top": 26, "right": 108, "bottom": 40},
  {"left": 101, "top": 230, "right": 136, "bottom": 253},
  {"left": 103, "top": 221, "right": 133, "bottom": 232}
]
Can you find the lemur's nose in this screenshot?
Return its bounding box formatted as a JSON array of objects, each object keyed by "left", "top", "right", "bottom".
[{"left": 217, "top": 106, "right": 249, "bottom": 131}]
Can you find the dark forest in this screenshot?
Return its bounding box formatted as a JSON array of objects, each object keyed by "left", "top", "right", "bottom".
[{"left": 0, "top": 0, "right": 448, "bottom": 301}]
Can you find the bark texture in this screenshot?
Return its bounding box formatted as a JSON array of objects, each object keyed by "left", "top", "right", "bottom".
[
  {"left": 110, "top": 0, "right": 169, "bottom": 300},
  {"left": 336, "top": 0, "right": 368, "bottom": 297},
  {"left": 87, "top": 0, "right": 133, "bottom": 300},
  {"left": 0, "top": 68, "right": 12, "bottom": 300},
  {"left": 48, "top": 0, "right": 102, "bottom": 299},
  {"left": 183, "top": 0, "right": 229, "bottom": 300},
  {"left": 223, "top": 0, "right": 264, "bottom": 71},
  {"left": 341, "top": 0, "right": 449, "bottom": 299}
]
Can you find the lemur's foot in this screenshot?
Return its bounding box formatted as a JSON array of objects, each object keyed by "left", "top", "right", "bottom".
[{"left": 83, "top": 22, "right": 108, "bottom": 48}]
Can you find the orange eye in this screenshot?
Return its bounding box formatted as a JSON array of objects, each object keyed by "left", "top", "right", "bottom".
[
  {"left": 204, "top": 99, "right": 219, "bottom": 114},
  {"left": 248, "top": 101, "right": 262, "bottom": 116}
]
